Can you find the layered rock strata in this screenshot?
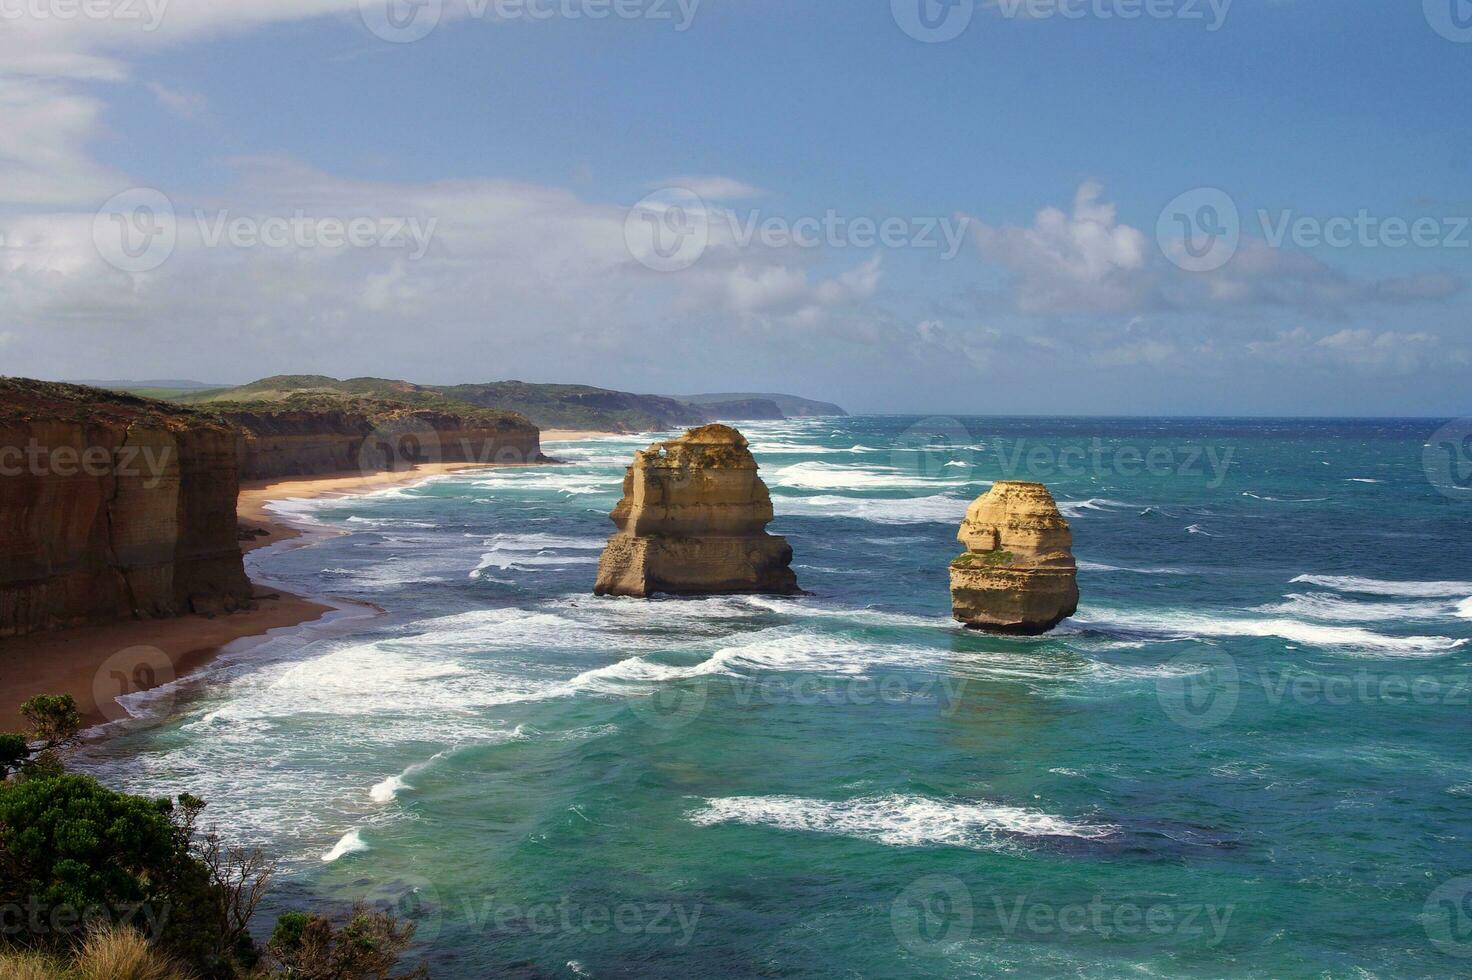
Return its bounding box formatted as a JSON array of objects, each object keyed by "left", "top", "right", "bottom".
[
  {"left": 594, "top": 424, "right": 799, "bottom": 598},
  {"left": 214, "top": 396, "right": 543, "bottom": 481},
  {"left": 949, "top": 481, "right": 1078, "bottom": 635},
  {"left": 0, "top": 380, "right": 253, "bottom": 636}
]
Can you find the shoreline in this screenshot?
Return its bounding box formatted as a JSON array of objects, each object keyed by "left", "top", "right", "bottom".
[{"left": 1, "top": 457, "right": 568, "bottom": 732}]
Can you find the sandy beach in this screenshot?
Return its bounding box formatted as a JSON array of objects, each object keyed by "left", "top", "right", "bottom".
[{"left": 1, "top": 458, "right": 560, "bottom": 732}]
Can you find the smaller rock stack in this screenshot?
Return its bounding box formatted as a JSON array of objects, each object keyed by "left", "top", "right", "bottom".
[
  {"left": 594, "top": 424, "right": 799, "bottom": 598},
  {"left": 950, "top": 481, "right": 1078, "bottom": 635}
]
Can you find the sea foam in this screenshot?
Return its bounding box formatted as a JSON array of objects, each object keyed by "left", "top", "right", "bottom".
[
  {"left": 687, "top": 794, "right": 1116, "bottom": 850},
  {"left": 1291, "top": 575, "right": 1472, "bottom": 598}
]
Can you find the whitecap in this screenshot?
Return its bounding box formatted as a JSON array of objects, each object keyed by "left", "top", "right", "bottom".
[
  {"left": 370, "top": 775, "right": 411, "bottom": 804},
  {"left": 1077, "top": 560, "right": 1188, "bottom": 576},
  {"left": 1057, "top": 499, "right": 1134, "bottom": 519},
  {"left": 1185, "top": 524, "right": 1216, "bottom": 536},
  {"left": 1255, "top": 593, "right": 1458, "bottom": 623},
  {"left": 774, "top": 493, "right": 969, "bottom": 525},
  {"left": 322, "top": 829, "right": 368, "bottom": 862},
  {"left": 1290, "top": 575, "right": 1472, "bottom": 598},
  {"left": 687, "top": 794, "right": 1115, "bottom": 850},
  {"left": 772, "top": 462, "right": 964, "bottom": 491},
  {"left": 1241, "top": 492, "right": 1328, "bottom": 503},
  {"left": 1074, "top": 606, "right": 1465, "bottom": 656},
  {"left": 1346, "top": 478, "right": 1384, "bottom": 484}
]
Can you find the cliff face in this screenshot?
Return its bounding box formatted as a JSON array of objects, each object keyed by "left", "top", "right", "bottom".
[
  {"left": 213, "top": 397, "right": 543, "bottom": 481},
  {"left": 594, "top": 424, "right": 800, "bottom": 598},
  {"left": 949, "top": 481, "right": 1078, "bottom": 635},
  {"left": 0, "top": 380, "right": 253, "bottom": 637}
]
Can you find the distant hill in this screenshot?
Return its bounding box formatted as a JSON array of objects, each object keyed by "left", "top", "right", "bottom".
[
  {"left": 171, "top": 376, "right": 709, "bottom": 432},
  {"left": 70, "top": 379, "right": 226, "bottom": 389},
  {"left": 684, "top": 392, "right": 847, "bottom": 417},
  {"left": 692, "top": 398, "right": 786, "bottom": 421}
]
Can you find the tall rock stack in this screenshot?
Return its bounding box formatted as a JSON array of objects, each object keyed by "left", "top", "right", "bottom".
[
  {"left": 950, "top": 481, "right": 1078, "bottom": 635},
  {"left": 594, "top": 424, "right": 800, "bottom": 598}
]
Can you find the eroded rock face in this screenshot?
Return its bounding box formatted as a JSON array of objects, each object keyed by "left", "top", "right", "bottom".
[
  {"left": 594, "top": 424, "right": 799, "bottom": 598},
  {"left": 219, "top": 398, "right": 544, "bottom": 481},
  {"left": 950, "top": 481, "right": 1078, "bottom": 635},
  {"left": 0, "top": 380, "right": 253, "bottom": 636}
]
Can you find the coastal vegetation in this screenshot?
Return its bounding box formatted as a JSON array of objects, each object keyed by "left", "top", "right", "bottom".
[
  {"left": 0, "top": 695, "right": 427, "bottom": 979},
  {"left": 103, "top": 375, "right": 845, "bottom": 432}
]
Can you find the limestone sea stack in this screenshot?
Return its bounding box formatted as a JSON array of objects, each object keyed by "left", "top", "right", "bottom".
[
  {"left": 949, "top": 481, "right": 1079, "bottom": 635},
  {"left": 594, "top": 424, "right": 800, "bottom": 598}
]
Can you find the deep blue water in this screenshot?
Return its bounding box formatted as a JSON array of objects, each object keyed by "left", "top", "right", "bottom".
[{"left": 82, "top": 416, "right": 1472, "bottom": 977}]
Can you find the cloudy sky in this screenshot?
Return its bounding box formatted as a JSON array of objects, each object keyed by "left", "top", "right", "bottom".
[{"left": 0, "top": 0, "right": 1467, "bottom": 415}]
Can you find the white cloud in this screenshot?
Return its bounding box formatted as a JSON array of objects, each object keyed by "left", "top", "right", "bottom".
[
  {"left": 146, "top": 81, "right": 208, "bottom": 119},
  {"left": 1246, "top": 327, "right": 1451, "bottom": 374},
  {"left": 654, "top": 176, "right": 766, "bottom": 200},
  {"left": 965, "top": 179, "right": 1152, "bottom": 314}
]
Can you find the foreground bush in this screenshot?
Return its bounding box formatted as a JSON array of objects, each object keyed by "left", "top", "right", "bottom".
[{"left": 1, "top": 694, "right": 427, "bottom": 977}]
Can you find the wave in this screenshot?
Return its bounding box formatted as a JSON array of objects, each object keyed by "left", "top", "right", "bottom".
[
  {"left": 1459, "top": 598, "right": 1472, "bottom": 620},
  {"left": 686, "top": 794, "right": 1116, "bottom": 850},
  {"left": 1256, "top": 593, "right": 1459, "bottom": 623},
  {"left": 1185, "top": 524, "right": 1216, "bottom": 536},
  {"left": 1291, "top": 575, "right": 1472, "bottom": 598},
  {"left": 1057, "top": 499, "right": 1134, "bottom": 519},
  {"left": 1241, "top": 492, "right": 1328, "bottom": 502},
  {"left": 1346, "top": 478, "right": 1384, "bottom": 484},
  {"left": 321, "top": 829, "right": 368, "bottom": 862},
  {"left": 1077, "top": 560, "right": 1189, "bottom": 576},
  {"left": 772, "top": 462, "right": 963, "bottom": 491},
  {"left": 1075, "top": 606, "right": 1465, "bottom": 656},
  {"left": 775, "top": 493, "right": 970, "bottom": 525}
]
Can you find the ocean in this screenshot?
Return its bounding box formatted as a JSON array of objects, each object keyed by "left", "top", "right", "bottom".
[{"left": 78, "top": 416, "right": 1472, "bottom": 977}]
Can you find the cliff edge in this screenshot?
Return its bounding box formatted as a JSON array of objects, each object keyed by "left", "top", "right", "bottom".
[{"left": 0, "top": 379, "right": 253, "bottom": 636}]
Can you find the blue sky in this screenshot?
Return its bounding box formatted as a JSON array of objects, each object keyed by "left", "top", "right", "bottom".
[{"left": 1, "top": 0, "right": 1468, "bottom": 415}]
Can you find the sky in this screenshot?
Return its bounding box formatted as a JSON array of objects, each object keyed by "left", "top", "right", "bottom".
[{"left": 0, "top": 0, "right": 1468, "bottom": 416}]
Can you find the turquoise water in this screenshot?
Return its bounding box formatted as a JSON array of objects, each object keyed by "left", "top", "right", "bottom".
[{"left": 80, "top": 417, "right": 1472, "bottom": 977}]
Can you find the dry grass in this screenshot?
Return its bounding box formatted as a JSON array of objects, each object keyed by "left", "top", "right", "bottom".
[
  {"left": 0, "top": 947, "right": 64, "bottom": 980},
  {"left": 0, "top": 927, "right": 192, "bottom": 980}
]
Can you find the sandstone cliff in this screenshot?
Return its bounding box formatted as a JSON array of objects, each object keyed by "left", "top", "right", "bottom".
[
  {"left": 0, "top": 380, "right": 253, "bottom": 637},
  {"left": 950, "top": 481, "right": 1078, "bottom": 635},
  {"left": 210, "top": 395, "right": 543, "bottom": 481},
  {"left": 594, "top": 424, "right": 799, "bottom": 598}
]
